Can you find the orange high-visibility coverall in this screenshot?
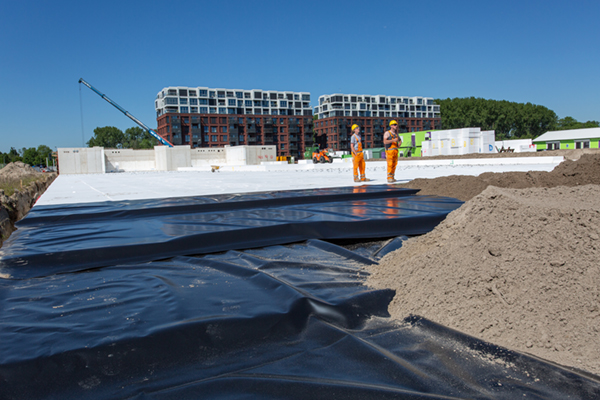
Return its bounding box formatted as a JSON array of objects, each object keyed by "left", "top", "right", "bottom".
[
  {"left": 351, "top": 134, "right": 366, "bottom": 180},
  {"left": 385, "top": 131, "right": 400, "bottom": 181}
]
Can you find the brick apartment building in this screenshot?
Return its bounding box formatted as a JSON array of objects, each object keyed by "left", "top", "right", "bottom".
[
  {"left": 313, "top": 94, "right": 441, "bottom": 151},
  {"left": 155, "top": 86, "right": 313, "bottom": 159}
]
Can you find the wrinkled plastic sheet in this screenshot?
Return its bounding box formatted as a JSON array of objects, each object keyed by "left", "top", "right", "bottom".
[
  {"left": 0, "top": 186, "right": 459, "bottom": 278},
  {"left": 1, "top": 185, "right": 599, "bottom": 399}
]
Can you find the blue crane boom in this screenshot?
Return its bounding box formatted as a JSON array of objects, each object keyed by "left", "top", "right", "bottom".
[{"left": 78, "top": 78, "right": 173, "bottom": 147}]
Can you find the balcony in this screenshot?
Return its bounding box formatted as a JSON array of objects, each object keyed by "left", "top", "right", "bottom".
[
  {"left": 288, "top": 126, "right": 300, "bottom": 134},
  {"left": 247, "top": 136, "right": 257, "bottom": 143},
  {"left": 289, "top": 135, "right": 298, "bottom": 142},
  {"left": 263, "top": 118, "right": 274, "bottom": 125},
  {"left": 247, "top": 125, "right": 257, "bottom": 134},
  {"left": 263, "top": 126, "right": 274, "bottom": 134},
  {"left": 289, "top": 143, "right": 298, "bottom": 150},
  {"left": 229, "top": 128, "right": 239, "bottom": 135}
]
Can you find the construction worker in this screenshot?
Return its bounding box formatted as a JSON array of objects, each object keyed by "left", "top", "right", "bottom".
[
  {"left": 383, "top": 120, "right": 402, "bottom": 182},
  {"left": 350, "top": 124, "right": 369, "bottom": 182}
]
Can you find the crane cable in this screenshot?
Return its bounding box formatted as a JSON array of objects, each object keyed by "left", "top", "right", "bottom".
[{"left": 79, "top": 83, "right": 86, "bottom": 147}]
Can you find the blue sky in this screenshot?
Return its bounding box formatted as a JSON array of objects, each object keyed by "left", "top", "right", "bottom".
[{"left": 1, "top": 0, "right": 598, "bottom": 153}]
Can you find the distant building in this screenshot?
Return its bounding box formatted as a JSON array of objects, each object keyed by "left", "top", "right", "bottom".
[
  {"left": 533, "top": 127, "right": 600, "bottom": 150},
  {"left": 155, "top": 86, "right": 313, "bottom": 159},
  {"left": 313, "top": 94, "right": 441, "bottom": 151}
]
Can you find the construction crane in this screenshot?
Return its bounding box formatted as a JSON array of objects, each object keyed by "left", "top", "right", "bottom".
[{"left": 79, "top": 78, "right": 173, "bottom": 147}]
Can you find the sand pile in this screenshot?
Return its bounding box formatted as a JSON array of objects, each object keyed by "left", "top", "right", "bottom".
[
  {"left": 399, "top": 152, "right": 600, "bottom": 201},
  {"left": 0, "top": 162, "right": 40, "bottom": 180},
  {"left": 367, "top": 154, "right": 600, "bottom": 375}
]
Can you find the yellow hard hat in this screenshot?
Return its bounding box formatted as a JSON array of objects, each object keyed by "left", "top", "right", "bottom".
[
  {"left": 351, "top": 124, "right": 359, "bottom": 131},
  {"left": 389, "top": 120, "right": 398, "bottom": 126}
]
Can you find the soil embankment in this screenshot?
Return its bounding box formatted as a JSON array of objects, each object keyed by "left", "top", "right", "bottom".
[
  {"left": 367, "top": 149, "right": 600, "bottom": 375},
  {"left": 0, "top": 162, "right": 57, "bottom": 248}
]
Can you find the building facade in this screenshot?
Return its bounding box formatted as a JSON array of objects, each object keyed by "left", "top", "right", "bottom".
[
  {"left": 313, "top": 94, "right": 441, "bottom": 151},
  {"left": 155, "top": 86, "right": 313, "bottom": 158}
]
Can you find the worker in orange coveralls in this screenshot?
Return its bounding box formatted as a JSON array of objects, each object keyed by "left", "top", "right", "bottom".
[
  {"left": 383, "top": 120, "right": 402, "bottom": 182},
  {"left": 350, "top": 124, "right": 369, "bottom": 182}
]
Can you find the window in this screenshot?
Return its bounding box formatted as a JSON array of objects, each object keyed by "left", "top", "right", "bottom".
[
  {"left": 236, "top": 92, "right": 243, "bottom": 98},
  {"left": 280, "top": 100, "right": 287, "bottom": 108},
  {"left": 190, "top": 98, "right": 198, "bottom": 105},
  {"left": 203, "top": 126, "right": 208, "bottom": 133},
  {"left": 228, "top": 99, "right": 236, "bottom": 106},
  {"left": 221, "top": 135, "right": 227, "bottom": 141},
  {"left": 217, "top": 91, "right": 225, "bottom": 98},
  {"left": 168, "top": 89, "right": 177, "bottom": 95},
  {"left": 302, "top": 94, "right": 310, "bottom": 101},
  {"left": 211, "top": 135, "right": 218, "bottom": 142},
  {"left": 209, "top": 91, "right": 216, "bottom": 98},
  {"left": 189, "top": 90, "right": 196, "bottom": 97},
  {"left": 165, "top": 97, "right": 178, "bottom": 105},
  {"left": 199, "top": 90, "right": 207, "bottom": 97},
  {"left": 575, "top": 140, "right": 590, "bottom": 149},
  {"left": 184, "top": 135, "right": 189, "bottom": 142},
  {"left": 218, "top": 108, "right": 226, "bottom": 114},
  {"left": 180, "top": 106, "right": 188, "bottom": 113},
  {"left": 180, "top": 98, "right": 188, "bottom": 105},
  {"left": 199, "top": 107, "right": 208, "bottom": 113},
  {"left": 179, "top": 89, "right": 187, "bottom": 96},
  {"left": 280, "top": 143, "right": 285, "bottom": 149},
  {"left": 211, "top": 127, "right": 217, "bottom": 133},
  {"left": 221, "top": 126, "right": 227, "bottom": 133}
]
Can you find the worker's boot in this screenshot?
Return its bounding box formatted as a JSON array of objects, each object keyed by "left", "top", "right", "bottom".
[
  {"left": 354, "top": 174, "right": 360, "bottom": 182},
  {"left": 387, "top": 174, "right": 396, "bottom": 183},
  {"left": 360, "top": 175, "right": 370, "bottom": 182}
]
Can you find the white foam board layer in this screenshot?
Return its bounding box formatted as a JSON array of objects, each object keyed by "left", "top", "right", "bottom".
[{"left": 36, "top": 157, "right": 564, "bottom": 206}]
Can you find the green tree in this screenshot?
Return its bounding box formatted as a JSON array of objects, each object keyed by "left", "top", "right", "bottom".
[
  {"left": 556, "top": 116, "right": 599, "bottom": 130},
  {"left": 124, "top": 127, "right": 158, "bottom": 149},
  {"left": 435, "top": 97, "right": 559, "bottom": 140},
  {"left": 7, "top": 147, "right": 21, "bottom": 163},
  {"left": 21, "top": 147, "right": 40, "bottom": 166},
  {"left": 87, "top": 126, "right": 125, "bottom": 148},
  {"left": 37, "top": 145, "right": 53, "bottom": 166}
]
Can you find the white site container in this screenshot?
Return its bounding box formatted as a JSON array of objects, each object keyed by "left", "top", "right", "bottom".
[
  {"left": 449, "top": 136, "right": 462, "bottom": 155},
  {"left": 421, "top": 140, "right": 431, "bottom": 157},
  {"left": 467, "top": 134, "right": 481, "bottom": 154},
  {"left": 481, "top": 131, "right": 496, "bottom": 153},
  {"left": 430, "top": 140, "right": 441, "bottom": 156},
  {"left": 440, "top": 138, "right": 451, "bottom": 155}
]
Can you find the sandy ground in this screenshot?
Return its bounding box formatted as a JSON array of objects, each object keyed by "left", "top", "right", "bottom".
[{"left": 367, "top": 149, "right": 600, "bottom": 376}]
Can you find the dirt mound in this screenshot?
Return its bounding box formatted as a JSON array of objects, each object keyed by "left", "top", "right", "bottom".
[
  {"left": 367, "top": 160, "right": 600, "bottom": 375},
  {"left": 0, "top": 162, "right": 41, "bottom": 180},
  {"left": 400, "top": 153, "right": 600, "bottom": 201}
]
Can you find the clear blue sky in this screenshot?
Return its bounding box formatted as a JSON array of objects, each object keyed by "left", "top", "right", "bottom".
[{"left": 1, "top": 0, "right": 598, "bottom": 153}]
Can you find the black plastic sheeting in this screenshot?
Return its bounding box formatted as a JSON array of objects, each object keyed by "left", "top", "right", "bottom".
[
  {"left": 0, "top": 186, "right": 459, "bottom": 278},
  {"left": 1, "top": 185, "right": 599, "bottom": 399}
]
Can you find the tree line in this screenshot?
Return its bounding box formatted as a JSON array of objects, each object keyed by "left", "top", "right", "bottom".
[
  {"left": 87, "top": 126, "right": 158, "bottom": 149},
  {"left": 435, "top": 97, "right": 599, "bottom": 140},
  {"left": 0, "top": 145, "right": 54, "bottom": 167}
]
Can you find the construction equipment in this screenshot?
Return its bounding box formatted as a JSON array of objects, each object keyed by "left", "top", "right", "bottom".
[
  {"left": 312, "top": 147, "right": 334, "bottom": 164},
  {"left": 79, "top": 78, "right": 173, "bottom": 147}
]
